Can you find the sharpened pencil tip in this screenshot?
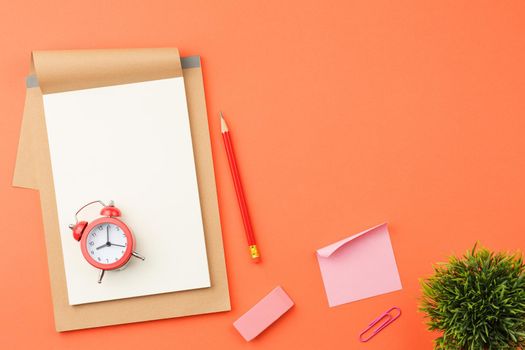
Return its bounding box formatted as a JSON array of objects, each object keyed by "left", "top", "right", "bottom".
[{"left": 220, "top": 111, "right": 229, "bottom": 133}]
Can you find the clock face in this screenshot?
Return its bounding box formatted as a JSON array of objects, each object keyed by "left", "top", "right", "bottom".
[{"left": 84, "top": 222, "right": 129, "bottom": 266}]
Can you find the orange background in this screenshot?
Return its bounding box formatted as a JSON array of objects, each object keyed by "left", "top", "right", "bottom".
[{"left": 1, "top": 1, "right": 525, "bottom": 349}]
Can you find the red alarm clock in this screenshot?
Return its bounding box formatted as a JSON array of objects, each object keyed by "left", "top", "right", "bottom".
[{"left": 69, "top": 200, "right": 145, "bottom": 283}]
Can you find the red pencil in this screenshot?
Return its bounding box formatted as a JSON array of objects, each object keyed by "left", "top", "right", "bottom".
[{"left": 220, "top": 112, "right": 260, "bottom": 262}]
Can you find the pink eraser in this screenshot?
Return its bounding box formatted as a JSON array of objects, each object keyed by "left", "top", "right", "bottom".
[{"left": 233, "top": 286, "right": 294, "bottom": 341}]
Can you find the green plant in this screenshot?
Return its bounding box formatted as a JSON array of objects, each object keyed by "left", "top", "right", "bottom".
[{"left": 420, "top": 245, "right": 525, "bottom": 350}]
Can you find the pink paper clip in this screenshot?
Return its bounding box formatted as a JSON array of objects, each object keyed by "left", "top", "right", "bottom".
[{"left": 359, "top": 307, "right": 401, "bottom": 342}]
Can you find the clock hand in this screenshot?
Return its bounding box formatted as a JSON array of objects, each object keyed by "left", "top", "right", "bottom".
[
  {"left": 96, "top": 243, "right": 107, "bottom": 250},
  {"left": 111, "top": 243, "right": 126, "bottom": 248},
  {"left": 106, "top": 225, "right": 110, "bottom": 243}
]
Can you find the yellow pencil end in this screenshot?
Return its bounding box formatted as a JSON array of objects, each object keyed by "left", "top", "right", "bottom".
[{"left": 249, "top": 245, "right": 260, "bottom": 262}]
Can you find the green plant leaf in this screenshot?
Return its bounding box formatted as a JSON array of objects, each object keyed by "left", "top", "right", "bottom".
[{"left": 419, "top": 244, "right": 525, "bottom": 349}]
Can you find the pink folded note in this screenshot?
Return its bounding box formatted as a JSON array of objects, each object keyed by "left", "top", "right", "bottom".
[
  {"left": 316, "top": 223, "right": 402, "bottom": 307},
  {"left": 233, "top": 286, "right": 294, "bottom": 341}
]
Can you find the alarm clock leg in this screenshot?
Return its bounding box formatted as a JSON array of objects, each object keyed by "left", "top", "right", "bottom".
[
  {"left": 98, "top": 269, "right": 105, "bottom": 283},
  {"left": 132, "top": 251, "right": 145, "bottom": 261}
]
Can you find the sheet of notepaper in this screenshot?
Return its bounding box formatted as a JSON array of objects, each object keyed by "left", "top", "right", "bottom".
[
  {"left": 316, "top": 223, "right": 402, "bottom": 307},
  {"left": 43, "top": 77, "right": 210, "bottom": 305}
]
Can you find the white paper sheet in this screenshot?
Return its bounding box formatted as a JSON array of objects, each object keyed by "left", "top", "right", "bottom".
[{"left": 43, "top": 77, "right": 210, "bottom": 305}]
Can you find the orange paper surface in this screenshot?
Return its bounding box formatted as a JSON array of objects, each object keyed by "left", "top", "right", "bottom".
[{"left": 2, "top": 1, "right": 525, "bottom": 349}]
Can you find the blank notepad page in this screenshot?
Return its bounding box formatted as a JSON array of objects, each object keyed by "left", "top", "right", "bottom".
[{"left": 43, "top": 77, "right": 210, "bottom": 305}]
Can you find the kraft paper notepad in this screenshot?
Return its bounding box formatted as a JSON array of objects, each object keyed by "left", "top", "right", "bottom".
[
  {"left": 316, "top": 223, "right": 402, "bottom": 307},
  {"left": 13, "top": 49, "right": 230, "bottom": 330}
]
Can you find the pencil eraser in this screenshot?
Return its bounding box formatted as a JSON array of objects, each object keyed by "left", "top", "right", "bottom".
[{"left": 233, "top": 286, "right": 294, "bottom": 341}]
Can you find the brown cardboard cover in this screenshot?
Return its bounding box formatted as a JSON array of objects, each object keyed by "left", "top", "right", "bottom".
[
  {"left": 33, "top": 48, "right": 183, "bottom": 93},
  {"left": 12, "top": 49, "right": 230, "bottom": 331}
]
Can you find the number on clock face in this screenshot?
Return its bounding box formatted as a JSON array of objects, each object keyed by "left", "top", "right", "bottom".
[{"left": 85, "top": 223, "right": 128, "bottom": 265}]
